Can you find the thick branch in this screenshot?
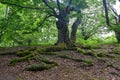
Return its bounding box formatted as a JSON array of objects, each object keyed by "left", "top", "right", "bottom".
[
  {"left": 56, "top": 0, "right": 61, "bottom": 13},
  {"left": 42, "top": 0, "right": 57, "bottom": 16},
  {"left": 35, "top": 14, "right": 54, "bottom": 31},
  {"left": 66, "top": 0, "right": 72, "bottom": 14},
  {"left": 0, "top": 1, "right": 48, "bottom": 10}
]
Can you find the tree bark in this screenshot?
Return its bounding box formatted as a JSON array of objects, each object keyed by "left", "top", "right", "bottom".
[
  {"left": 71, "top": 18, "right": 81, "bottom": 42},
  {"left": 56, "top": 20, "right": 70, "bottom": 45},
  {"left": 114, "top": 30, "right": 120, "bottom": 43}
]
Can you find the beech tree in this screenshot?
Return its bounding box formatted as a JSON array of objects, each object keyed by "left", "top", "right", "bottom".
[
  {"left": 42, "top": 0, "right": 87, "bottom": 45},
  {"left": 0, "top": 0, "right": 87, "bottom": 46}
]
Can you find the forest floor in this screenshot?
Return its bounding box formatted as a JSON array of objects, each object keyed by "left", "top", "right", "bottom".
[{"left": 0, "top": 44, "right": 120, "bottom": 80}]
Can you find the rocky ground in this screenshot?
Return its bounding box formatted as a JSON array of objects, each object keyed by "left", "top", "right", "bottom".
[{"left": 0, "top": 44, "right": 120, "bottom": 80}]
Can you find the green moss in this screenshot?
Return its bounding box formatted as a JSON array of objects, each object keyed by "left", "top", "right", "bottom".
[
  {"left": 97, "top": 51, "right": 106, "bottom": 57},
  {"left": 40, "top": 58, "right": 58, "bottom": 66},
  {"left": 58, "top": 54, "right": 71, "bottom": 59},
  {"left": 25, "top": 63, "right": 57, "bottom": 71},
  {"left": 82, "top": 59, "right": 94, "bottom": 65},
  {"left": 115, "top": 55, "right": 120, "bottom": 60},
  {"left": 16, "top": 50, "right": 31, "bottom": 57},
  {"left": 45, "top": 44, "right": 66, "bottom": 52},
  {"left": 9, "top": 53, "right": 34, "bottom": 66},
  {"left": 110, "top": 47, "right": 120, "bottom": 55},
  {"left": 80, "top": 59, "right": 94, "bottom": 67},
  {"left": 28, "top": 47, "right": 36, "bottom": 51},
  {"left": 107, "top": 63, "right": 120, "bottom": 71},
  {"left": 58, "top": 54, "right": 93, "bottom": 65},
  {"left": 25, "top": 58, "right": 58, "bottom": 71},
  {"left": 77, "top": 48, "right": 96, "bottom": 57},
  {"left": 81, "top": 44, "right": 101, "bottom": 49},
  {"left": 37, "top": 44, "right": 66, "bottom": 53},
  {"left": 84, "top": 50, "right": 95, "bottom": 56},
  {"left": 37, "top": 48, "right": 46, "bottom": 52},
  {"left": 97, "top": 51, "right": 115, "bottom": 58},
  {"left": 77, "top": 48, "right": 85, "bottom": 54}
]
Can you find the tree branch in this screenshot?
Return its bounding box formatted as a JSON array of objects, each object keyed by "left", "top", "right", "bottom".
[
  {"left": 32, "top": 14, "right": 55, "bottom": 32},
  {"left": 66, "top": 0, "right": 72, "bottom": 14},
  {"left": 109, "top": 4, "right": 119, "bottom": 17},
  {"left": 0, "top": 1, "right": 48, "bottom": 10},
  {"left": 42, "top": 0, "right": 57, "bottom": 16},
  {"left": 56, "top": 0, "right": 61, "bottom": 13}
]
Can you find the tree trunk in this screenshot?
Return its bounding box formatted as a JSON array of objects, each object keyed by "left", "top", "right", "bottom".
[
  {"left": 71, "top": 19, "right": 81, "bottom": 42},
  {"left": 55, "top": 20, "right": 70, "bottom": 45},
  {"left": 115, "top": 30, "right": 120, "bottom": 43}
]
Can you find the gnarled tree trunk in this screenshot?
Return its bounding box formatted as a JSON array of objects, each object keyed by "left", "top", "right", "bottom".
[{"left": 56, "top": 19, "right": 70, "bottom": 45}]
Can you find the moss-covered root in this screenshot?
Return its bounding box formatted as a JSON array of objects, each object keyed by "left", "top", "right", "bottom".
[
  {"left": 16, "top": 50, "right": 31, "bottom": 57},
  {"left": 37, "top": 43, "right": 67, "bottom": 53},
  {"left": 9, "top": 53, "right": 34, "bottom": 66},
  {"left": 25, "top": 62, "right": 58, "bottom": 71},
  {"left": 58, "top": 54, "right": 94, "bottom": 65},
  {"left": 110, "top": 47, "right": 120, "bottom": 55},
  {"left": 77, "top": 48, "right": 95, "bottom": 56}
]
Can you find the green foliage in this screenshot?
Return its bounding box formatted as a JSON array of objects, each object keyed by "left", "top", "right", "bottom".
[{"left": 82, "top": 58, "right": 93, "bottom": 65}]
